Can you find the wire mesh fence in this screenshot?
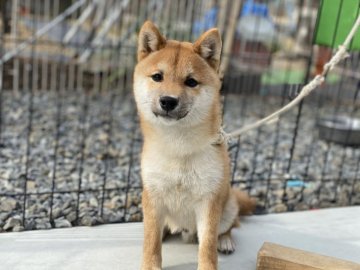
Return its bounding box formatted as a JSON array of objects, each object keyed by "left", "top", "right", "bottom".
[{"left": 0, "top": 0, "right": 359, "bottom": 232}]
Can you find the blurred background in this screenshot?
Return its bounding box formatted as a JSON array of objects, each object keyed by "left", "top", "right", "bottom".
[{"left": 0, "top": 0, "right": 359, "bottom": 233}]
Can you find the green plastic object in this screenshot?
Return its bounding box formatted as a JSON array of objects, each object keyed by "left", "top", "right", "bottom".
[{"left": 314, "top": 0, "right": 360, "bottom": 50}]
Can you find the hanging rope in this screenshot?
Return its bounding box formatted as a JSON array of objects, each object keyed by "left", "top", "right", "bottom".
[{"left": 215, "top": 14, "right": 360, "bottom": 144}]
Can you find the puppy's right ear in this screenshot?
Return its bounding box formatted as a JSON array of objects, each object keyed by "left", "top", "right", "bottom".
[{"left": 137, "top": 21, "right": 166, "bottom": 61}]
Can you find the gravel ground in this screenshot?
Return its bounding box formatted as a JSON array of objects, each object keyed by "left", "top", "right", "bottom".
[{"left": 0, "top": 89, "right": 359, "bottom": 232}]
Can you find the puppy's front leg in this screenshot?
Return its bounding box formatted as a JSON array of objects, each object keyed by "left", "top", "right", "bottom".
[
  {"left": 141, "top": 189, "right": 164, "bottom": 270},
  {"left": 196, "top": 200, "right": 221, "bottom": 270}
]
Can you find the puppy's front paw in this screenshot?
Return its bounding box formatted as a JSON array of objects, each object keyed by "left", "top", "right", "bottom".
[
  {"left": 141, "top": 266, "right": 162, "bottom": 270},
  {"left": 141, "top": 258, "right": 162, "bottom": 270},
  {"left": 217, "top": 233, "right": 235, "bottom": 254}
]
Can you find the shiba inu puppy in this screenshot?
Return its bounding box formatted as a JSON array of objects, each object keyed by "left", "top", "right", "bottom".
[{"left": 133, "top": 21, "right": 255, "bottom": 270}]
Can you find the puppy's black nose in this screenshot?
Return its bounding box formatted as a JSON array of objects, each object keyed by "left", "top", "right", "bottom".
[{"left": 159, "top": 96, "right": 179, "bottom": 112}]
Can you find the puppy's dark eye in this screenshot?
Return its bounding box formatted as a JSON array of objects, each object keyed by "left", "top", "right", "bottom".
[
  {"left": 151, "top": 73, "right": 163, "bottom": 82},
  {"left": 184, "top": 78, "right": 198, "bottom": 88}
]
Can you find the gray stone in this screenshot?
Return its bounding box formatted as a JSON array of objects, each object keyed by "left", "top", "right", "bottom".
[
  {"left": 270, "top": 203, "right": 288, "bottom": 213},
  {"left": 129, "top": 213, "right": 142, "bottom": 222},
  {"left": 65, "top": 212, "right": 77, "bottom": 223},
  {"left": 52, "top": 208, "right": 63, "bottom": 219},
  {"left": 25, "top": 220, "right": 36, "bottom": 230},
  {"left": 128, "top": 206, "right": 138, "bottom": 216},
  {"left": 0, "top": 197, "right": 18, "bottom": 212},
  {"left": 12, "top": 225, "right": 24, "bottom": 232},
  {"left": 81, "top": 215, "right": 93, "bottom": 226},
  {"left": 3, "top": 216, "right": 22, "bottom": 231},
  {"left": 35, "top": 222, "right": 52, "bottom": 230},
  {"left": 0, "top": 212, "right": 10, "bottom": 222},
  {"left": 61, "top": 201, "right": 72, "bottom": 212},
  {"left": 294, "top": 202, "right": 310, "bottom": 211},
  {"left": 55, "top": 218, "right": 72, "bottom": 228},
  {"left": 108, "top": 195, "right": 124, "bottom": 209},
  {"left": 62, "top": 207, "right": 73, "bottom": 216},
  {"left": 89, "top": 197, "right": 99, "bottom": 208}
]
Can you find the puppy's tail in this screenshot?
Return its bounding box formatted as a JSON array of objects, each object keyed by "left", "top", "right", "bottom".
[{"left": 232, "top": 189, "right": 256, "bottom": 216}]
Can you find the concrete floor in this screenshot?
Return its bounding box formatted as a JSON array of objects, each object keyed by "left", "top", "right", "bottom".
[{"left": 0, "top": 206, "right": 359, "bottom": 270}]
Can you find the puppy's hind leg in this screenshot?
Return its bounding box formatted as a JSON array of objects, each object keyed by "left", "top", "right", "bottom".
[
  {"left": 217, "top": 229, "right": 235, "bottom": 254},
  {"left": 217, "top": 191, "right": 240, "bottom": 254}
]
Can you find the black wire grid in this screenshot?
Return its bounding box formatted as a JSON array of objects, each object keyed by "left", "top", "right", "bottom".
[{"left": 0, "top": 0, "right": 359, "bottom": 232}]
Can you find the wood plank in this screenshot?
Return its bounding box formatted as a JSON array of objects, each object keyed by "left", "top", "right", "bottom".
[
  {"left": 257, "top": 242, "right": 360, "bottom": 270},
  {"left": 218, "top": 0, "right": 242, "bottom": 78}
]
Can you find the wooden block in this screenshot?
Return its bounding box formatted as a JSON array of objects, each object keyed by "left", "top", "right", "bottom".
[{"left": 257, "top": 242, "right": 360, "bottom": 270}]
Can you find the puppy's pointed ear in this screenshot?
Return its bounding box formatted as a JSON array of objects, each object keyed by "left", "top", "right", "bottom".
[
  {"left": 137, "top": 21, "right": 166, "bottom": 61},
  {"left": 193, "top": 28, "right": 222, "bottom": 71}
]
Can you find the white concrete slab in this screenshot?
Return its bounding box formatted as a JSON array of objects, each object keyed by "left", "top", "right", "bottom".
[{"left": 0, "top": 206, "right": 359, "bottom": 270}]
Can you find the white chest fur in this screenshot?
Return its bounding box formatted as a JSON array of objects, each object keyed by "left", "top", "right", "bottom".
[{"left": 142, "top": 144, "right": 224, "bottom": 231}]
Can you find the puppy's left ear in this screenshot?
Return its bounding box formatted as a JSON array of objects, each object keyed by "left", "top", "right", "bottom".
[
  {"left": 137, "top": 21, "right": 166, "bottom": 61},
  {"left": 193, "top": 28, "right": 222, "bottom": 71}
]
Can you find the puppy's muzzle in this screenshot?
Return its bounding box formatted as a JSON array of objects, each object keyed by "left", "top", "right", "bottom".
[
  {"left": 159, "top": 96, "right": 179, "bottom": 112},
  {"left": 153, "top": 96, "right": 189, "bottom": 120}
]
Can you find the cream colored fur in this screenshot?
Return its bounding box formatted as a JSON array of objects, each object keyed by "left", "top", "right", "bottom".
[{"left": 134, "top": 21, "right": 254, "bottom": 270}]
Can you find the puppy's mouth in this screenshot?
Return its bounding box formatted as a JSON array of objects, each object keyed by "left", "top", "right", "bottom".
[{"left": 153, "top": 110, "right": 189, "bottom": 121}]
